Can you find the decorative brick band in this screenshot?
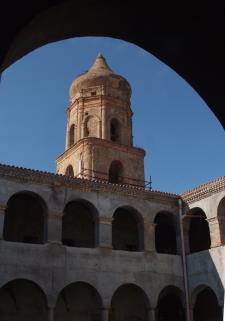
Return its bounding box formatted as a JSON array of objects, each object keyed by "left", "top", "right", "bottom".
[{"left": 181, "top": 176, "right": 225, "bottom": 204}]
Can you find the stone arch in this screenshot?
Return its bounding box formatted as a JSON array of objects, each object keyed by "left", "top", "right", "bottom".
[
  {"left": 65, "top": 164, "right": 74, "bottom": 177},
  {"left": 111, "top": 283, "right": 150, "bottom": 321},
  {"left": 110, "top": 118, "right": 121, "bottom": 143},
  {"left": 84, "top": 115, "right": 99, "bottom": 138},
  {"left": 191, "top": 285, "right": 223, "bottom": 321},
  {"left": 217, "top": 196, "right": 225, "bottom": 245},
  {"left": 62, "top": 199, "right": 99, "bottom": 248},
  {"left": 108, "top": 160, "right": 123, "bottom": 184},
  {"left": 69, "top": 124, "right": 75, "bottom": 147},
  {"left": 184, "top": 207, "right": 211, "bottom": 253},
  {"left": 0, "top": 278, "right": 48, "bottom": 321},
  {"left": 3, "top": 191, "right": 48, "bottom": 244},
  {"left": 156, "top": 285, "right": 185, "bottom": 321},
  {"left": 112, "top": 206, "right": 144, "bottom": 251},
  {"left": 55, "top": 281, "right": 102, "bottom": 321},
  {"left": 154, "top": 211, "right": 177, "bottom": 254}
]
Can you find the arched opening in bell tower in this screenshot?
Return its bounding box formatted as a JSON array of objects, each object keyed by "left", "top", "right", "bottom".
[
  {"left": 65, "top": 165, "right": 74, "bottom": 177},
  {"left": 69, "top": 124, "right": 75, "bottom": 147},
  {"left": 110, "top": 118, "right": 121, "bottom": 142},
  {"left": 109, "top": 160, "right": 123, "bottom": 184}
]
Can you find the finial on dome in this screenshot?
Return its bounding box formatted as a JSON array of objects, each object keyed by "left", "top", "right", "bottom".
[
  {"left": 97, "top": 52, "right": 104, "bottom": 58},
  {"left": 89, "top": 53, "right": 112, "bottom": 73}
]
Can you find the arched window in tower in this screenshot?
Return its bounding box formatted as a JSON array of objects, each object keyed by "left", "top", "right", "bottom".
[
  {"left": 112, "top": 206, "right": 144, "bottom": 251},
  {"left": 65, "top": 165, "right": 74, "bottom": 177},
  {"left": 185, "top": 207, "right": 211, "bottom": 253},
  {"left": 154, "top": 212, "right": 177, "bottom": 254},
  {"left": 62, "top": 200, "right": 98, "bottom": 248},
  {"left": 110, "top": 118, "right": 121, "bottom": 142},
  {"left": 69, "top": 124, "right": 75, "bottom": 147},
  {"left": 109, "top": 160, "right": 123, "bottom": 184},
  {"left": 84, "top": 116, "right": 99, "bottom": 138},
  {"left": 3, "top": 192, "right": 47, "bottom": 244}
]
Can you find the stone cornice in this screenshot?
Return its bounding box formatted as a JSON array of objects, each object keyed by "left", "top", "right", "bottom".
[
  {"left": 0, "top": 163, "right": 178, "bottom": 202},
  {"left": 181, "top": 176, "right": 225, "bottom": 204},
  {"left": 56, "top": 137, "right": 145, "bottom": 162}
]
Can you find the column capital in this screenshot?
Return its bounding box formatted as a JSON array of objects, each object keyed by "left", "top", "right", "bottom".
[
  {"left": 48, "top": 210, "right": 63, "bottom": 219},
  {"left": 0, "top": 203, "right": 7, "bottom": 212}
]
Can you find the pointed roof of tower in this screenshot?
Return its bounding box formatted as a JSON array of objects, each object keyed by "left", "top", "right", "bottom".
[
  {"left": 69, "top": 54, "right": 131, "bottom": 101},
  {"left": 88, "top": 53, "right": 113, "bottom": 74}
]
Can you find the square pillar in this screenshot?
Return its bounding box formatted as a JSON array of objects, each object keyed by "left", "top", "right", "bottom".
[
  {"left": 144, "top": 221, "right": 155, "bottom": 252},
  {"left": 147, "top": 308, "right": 156, "bottom": 321},
  {"left": 48, "top": 307, "right": 55, "bottom": 321},
  {"left": 47, "top": 210, "right": 63, "bottom": 244},
  {"left": 208, "top": 217, "right": 222, "bottom": 248},
  {"left": 99, "top": 216, "right": 112, "bottom": 249}
]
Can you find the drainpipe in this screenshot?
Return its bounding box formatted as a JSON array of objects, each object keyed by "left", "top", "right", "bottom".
[{"left": 178, "top": 198, "right": 191, "bottom": 321}]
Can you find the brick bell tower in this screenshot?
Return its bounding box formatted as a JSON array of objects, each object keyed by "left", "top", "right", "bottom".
[{"left": 56, "top": 54, "right": 145, "bottom": 186}]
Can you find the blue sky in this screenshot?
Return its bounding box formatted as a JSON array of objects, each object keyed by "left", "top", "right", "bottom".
[{"left": 0, "top": 37, "right": 224, "bottom": 194}]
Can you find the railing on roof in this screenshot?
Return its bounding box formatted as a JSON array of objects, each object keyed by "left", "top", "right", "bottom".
[{"left": 75, "top": 168, "right": 152, "bottom": 190}]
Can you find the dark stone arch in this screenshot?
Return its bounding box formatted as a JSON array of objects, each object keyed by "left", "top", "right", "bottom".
[
  {"left": 156, "top": 285, "right": 185, "bottom": 321},
  {"left": 112, "top": 206, "right": 144, "bottom": 251},
  {"left": 111, "top": 283, "right": 150, "bottom": 321},
  {"left": 217, "top": 197, "right": 225, "bottom": 245},
  {"left": 65, "top": 164, "right": 74, "bottom": 177},
  {"left": 154, "top": 212, "right": 177, "bottom": 255},
  {"left": 3, "top": 191, "right": 47, "bottom": 244},
  {"left": 185, "top": 207, "right": 211, "bottom": 253},
  {"left": 0, "top": 279, "right": 48, "bottom": 321},
  {"left": 69, "top": 124, "right": 75, "bottom": 147},
  {"left": 62, "top": 199, "right": 99, "bottom": 248},
  {"left": 109, "top": 160, "right": 123, "bottom": 184},
  {"left": 55, "top": 281, "right": 102, "bottom": 321},
  {"left": 110, "top": 118, "right": 121, "bottom": 143},
  {"left": 193, "top": 286, "right": 223, "bottom": 321},
  {"left": 1, "top": 3, "right": 225, "bottom": 130}
]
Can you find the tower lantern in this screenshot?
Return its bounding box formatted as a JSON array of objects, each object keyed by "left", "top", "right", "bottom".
[{"left": 56, "top": 54, "right": 145, "bottom": 186}]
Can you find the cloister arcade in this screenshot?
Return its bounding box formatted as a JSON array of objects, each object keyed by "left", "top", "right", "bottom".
[
  {"left": 0, "top": 174, "right": 224, "bottom": 321},
  {"left": 1, "top": 191, "right": 225, "bottom": 254},
  {"left": 0, "top": 279, "right": 222, "bottom": 321}
]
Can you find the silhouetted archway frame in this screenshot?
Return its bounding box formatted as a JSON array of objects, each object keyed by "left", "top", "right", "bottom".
[
  {"left": 0, "top": 278, "right": 48, "bottom": 321},
  {"left": 154, "top": 211, "right": 178, "bottom": 255},
  {"left": 62, "top": 199, "right": 99, "bottom": 248},
  {"left": 112, "top": 206, "right": 144, "bottom": 252},
  {"left": 1, "top": 2, "right": 225, "bottom": 129},
  {"left": 3, "top": 191, "right": 48, "bottom": 244}
]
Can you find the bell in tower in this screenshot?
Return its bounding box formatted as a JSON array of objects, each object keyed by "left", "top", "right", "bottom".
[{"left": 56, "top": 54, "right": 145, "bottom": 187}]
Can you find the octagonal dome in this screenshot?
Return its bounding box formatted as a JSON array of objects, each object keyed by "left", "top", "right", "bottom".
[{"left": 69, "top": 54, "right": 132, "bottom": 101}]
